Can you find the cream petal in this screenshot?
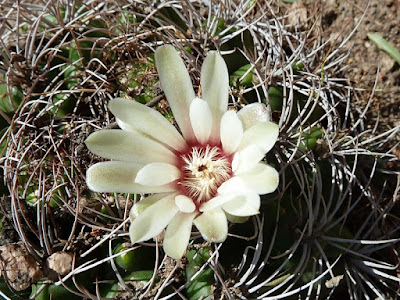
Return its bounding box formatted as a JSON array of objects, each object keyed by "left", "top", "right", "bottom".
[
  {"left": 231, "top": 152, "right": 240, "bottom": 172},
  {"left": 85, "top": 129, "right": 177, "bottom": 164},
  {"left": 194, "top": 208, "right": 228, "bottom": 242},
  {"left": 220, "top": 110, "right": 243, "bottom": 155},
  {"left": 86, "top": 161, "right": 176, "bottom": 194},
  {"left": 203, "top": 177, "right": 262, "bottom": 216},
  {"left": 175, "top": 195, "right": 196, "bottom": 213},
  {"left": 225, "top": 212, "right": 249, "bottom": 224},
  {"left": 130, "top": 193, "right": 172, "bottom": 221},
  {"left": 155, "top": 45, "right": 196, "bottom": 143},
  {"left": 189, "top": 98, "right": 212, "bottom": 145},
  {"left": 199, "top": 194, "right": 234, "bottom": 213},
  {"left": 135, "top": 162, "right": 180, "bottom": 186},
  {"left": 237, "top": 103, "right": 270, "bottom": 130},
  {"left": 129, "top": 194, "right": 179, "bottom": 244},
  {"left": 238, "top": 121, "right": 279, "bottom": 154},
  {"left": 232, "top": 145, "right": 265, "bottom": 175},
  {"left": 109, "top": 98, "right": 188, "bottom": 152},
  {"left": 201, "top": 51, "right": 229, "bottom": 144},
  {"left": 163, "top": 212, "right": 197, "bottom": 259},
  {"left": 221, "top": 192, "right": 260, "bottom": 217},
  {"left": 116, "top": 118, "right": 136, "bottom": 132},
  {"left": 238, "top": 163, "right": 279, "bottom": 195},
  {"left": 217, "top": 176, "right": 247, "bottom": 195}
]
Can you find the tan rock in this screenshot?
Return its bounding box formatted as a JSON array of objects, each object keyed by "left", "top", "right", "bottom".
[
  {"left": 0, "top": 243, "right": 42, "bottom": 291},
  {"left": 47, "top": 252, "right": 73, "bottom": 275}
]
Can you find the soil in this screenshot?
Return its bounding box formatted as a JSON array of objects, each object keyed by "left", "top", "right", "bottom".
[{"left": 301, "top": 0, "right": 400, "bottom": 129}]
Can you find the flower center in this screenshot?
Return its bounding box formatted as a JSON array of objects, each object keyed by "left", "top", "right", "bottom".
[{"left": 178, "top": 145, "right": 232, "bottom": 205}]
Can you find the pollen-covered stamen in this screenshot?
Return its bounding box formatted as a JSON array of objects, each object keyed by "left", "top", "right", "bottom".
[{"left": 179, "top": 145, "right": 232, "bottom": 204}]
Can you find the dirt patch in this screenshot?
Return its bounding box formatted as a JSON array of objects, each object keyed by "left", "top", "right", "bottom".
[{"left": 301, "top": 0, "right": 400, "bottom": 128}]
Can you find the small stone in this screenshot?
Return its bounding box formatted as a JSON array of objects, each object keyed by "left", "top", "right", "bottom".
[
  {"left": 0, "top": 243, "right": 42, "bottom": 291},
  {"left": 325, "top": 275, "right": 344, "bottom": 288},
  {"left": 47, "top": 252, "right": 73, "bottom": 275}
]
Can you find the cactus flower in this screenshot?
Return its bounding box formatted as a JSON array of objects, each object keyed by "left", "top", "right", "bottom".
[{"left": 85, "top": 45, "right": 279, "bottom": 259}]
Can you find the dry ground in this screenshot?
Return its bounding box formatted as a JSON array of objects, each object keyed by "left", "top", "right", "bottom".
[{"left": 300, "top": 0, "right": 400, "bottom": 129}]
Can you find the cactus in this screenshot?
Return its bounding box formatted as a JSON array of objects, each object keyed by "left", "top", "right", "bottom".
[{"left": 0, "top": 1, "right": 398, "bottom": 299}]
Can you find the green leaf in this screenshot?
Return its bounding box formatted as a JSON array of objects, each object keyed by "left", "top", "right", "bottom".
[
  {"left": 292, "top": 61, "right": 304, "bottom": 73},
  {"left": 123, "top": 270, "right": 154, "bottom": 281},
  {"left": 368, "top": 33, "right": 400, "bottom": 65},
  {"left": 185, "top": 248, "right": 213, "bottom": 300},
  {"left": 210, "top": 18, "right": 227, "bottom": 36},
  {"left": 230, "top": 64, "right": 254, "bottom": 87},
  {"left": 51, "top": 93, "right": 77, "bottom": 118},
  {"left": 247, "top": 0, "right": 257, "bottom": 8},
  {"left": 31, "top": 283, "right": 49, "bottom": 300},
  {"left": 67, "top": 40, "right": 94, "bottom": 69},
  {"left": 0, "top": 85, "right": 24, "bottom": 114},
  {"left": 25, "top": 189, "right": 38, "bottom": 206},
  {"left": 68, "top": 44, "right": 82, "bottom": 66},
  {"left": 40, "top": 9, "right": 65, "bottom": 30},
  {"left": 39, "top": 13, "right": 59, "bottom": 32},
  {"left": 62, "top": 44, "right": 81, "bottom": 90},
  {"left": 298, "top": 126, "right": 323, "bottom": 152},
  {"left": 99, "top": 283, "right": 119, "bottom": 299},
  {"left": 113, "top": 243, "right": 137, "bottom": 271},
  {"left": 32, "top": 282, "right": 81, "bottom": 300},
  {"left": 268, "top": 86, "right": 283, "bottom": 111}
]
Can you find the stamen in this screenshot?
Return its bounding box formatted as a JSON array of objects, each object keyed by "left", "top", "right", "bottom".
[{"left": 178, "top": 145, "right": 232, "bottom": 205}]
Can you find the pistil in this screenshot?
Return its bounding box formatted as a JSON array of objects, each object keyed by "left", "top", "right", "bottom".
[{"left": 178, "top": 145, "right": 232, "bottom": 205}]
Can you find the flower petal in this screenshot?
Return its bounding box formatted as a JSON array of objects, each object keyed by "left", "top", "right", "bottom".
[
  {"left": 203, "top": 177, "right": 261, "bottom": 216},
  {"left": 193, "top": 207, "right": 228, "bottom": 242},
  {"left": 221, "top": 192, "right": 260, "bottom": 217},
  {"left": 199, "top": 194, "right": 234, "bottom": 213},
  {"left": 135, "top": 162, "right": 180, "bottom": 186},
  {"left": 85, "top": 129, "right": 177, "bottom": 164},
  {"left": 129, "top": 194, "right": 179, "bottom": 244},
  {"left": 201, "top": 51, "right": 229, "bottom": 144},
  {"left": 115, "top": 118, "right": 136, "bottom": 132},
  {"left": 238, "top": 121, "right": 279, "bottom": 154},
  {"left": 237, "top": 103, "right": 270, "bottom": 130},
  {"left": 155, "top": 45, "right": 196, "bottom": 143},
  {"left": 225, "top": 212, "right": 249, "bottom": 224},
  {"left": 238, "top": 163, "right": 279, "bottom": 195},
  {"left": 109, "top": 98, "right": 187, "bottom": 152},
  {"left": 130, "top": 193, "right": 171, "bottom": 221},
  {"left": 175, "top": 195, "right": 196, "bottom": 213},
  {"left": 217, "top": 176, "right": 247, "bottom": 195},
  {"left": 163, "top": 212, "right": 197, "bottom": 259},
  {"left": 189, "top": 98, "right": 212, "bottom": 145},
  {"left": 232, "top": 145, "right": 265, "bottom": 175},
  {"left": 220, "top": 110, "right": 243, "bottom": 155},
  {"left": 86, "top": 161, "right": 175, "bottom": 194}
]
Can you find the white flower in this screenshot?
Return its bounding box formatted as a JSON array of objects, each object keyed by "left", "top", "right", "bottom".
[{"left": 85, "top": 45, "right": 279, "bottom": 259}]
